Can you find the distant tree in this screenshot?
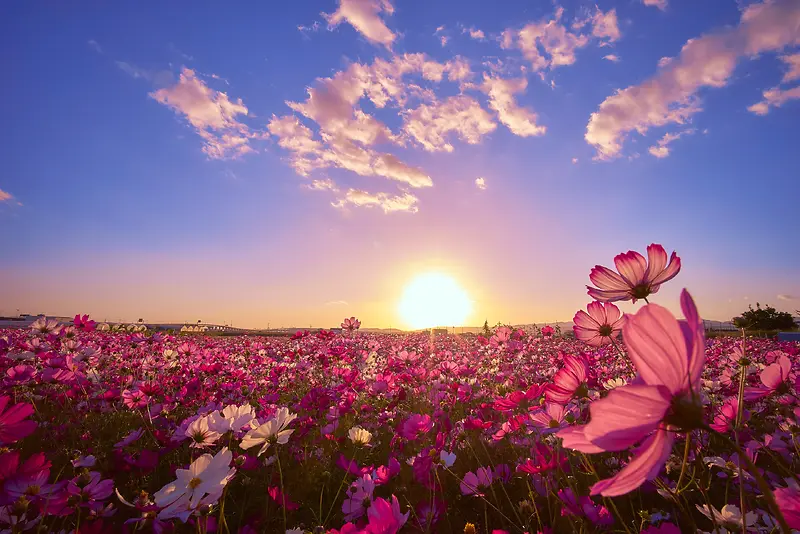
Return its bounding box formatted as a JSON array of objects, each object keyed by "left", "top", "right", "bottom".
[
  {"left": 482, "top": 320, "right": 492, "bottom": 338},
  {"left": 733, "top": 303, "right": 795, "bottom": 331}
]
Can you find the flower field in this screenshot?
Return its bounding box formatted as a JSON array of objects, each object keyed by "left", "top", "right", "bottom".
[{"left": 1, "top": 245, "right": 799, "bottom": 533}]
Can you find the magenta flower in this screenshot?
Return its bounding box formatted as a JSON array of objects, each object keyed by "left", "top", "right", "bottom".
[
  {"left": 73, "top": 314, "right": 97, "bottom": 331},
  {"left": 587, "top": 243, "right": 681, "bottom": 303},
  {"left": 775, "top": 486, "right": 800, "bottom": 529},
  {"left": 558, "top": 289, "right": 705, "bottom": 496},
  {"left": 121, "top": 389, "right": 149, "bottom": 410},
  {"left": 558, "top": 488, "right": 613, "bottom": 526},
  {"left": 399, "top": 414, "right": 433, "bottom": 440},
  {"left": 0, "top": 395, "right": 37, "bottom": 445},
  {"left": 744, "top": 353, "right": 793, "bottom": 400},
  {"left": 573, "top": 301, "right": 624, "bottom": 347},
  {"left": 709, "top": 397, "right": 749, "bottom": 433},
  {"left": 545, "top": 354, "right": 589, "bottom": 404},
  {"left": 364, "top": 495, "right": 409, "bottom": 534},
  {"left": 460, "top": 467, "right": 493, "bottom": 496},
  {"left": 541, "top": 325, "right": 554, "bottom": 337}
]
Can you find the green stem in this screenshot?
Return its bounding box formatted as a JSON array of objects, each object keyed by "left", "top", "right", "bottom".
[{"left": 277, "top": 452, "right": 287, "bottom": 532}]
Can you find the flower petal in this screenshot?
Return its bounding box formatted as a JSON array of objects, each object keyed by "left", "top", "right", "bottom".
[
  {"left": 583, "top": 384, "right": 670, "bottom": 451},
  {"left": 590, "top": 428, "right": 674, "bottom": 497}
]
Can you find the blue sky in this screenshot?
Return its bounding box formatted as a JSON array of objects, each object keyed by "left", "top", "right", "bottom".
[{"left": 1, "top": 0, "right": 799, "bottom": 328}]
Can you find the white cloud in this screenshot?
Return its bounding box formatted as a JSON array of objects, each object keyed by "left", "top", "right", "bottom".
[
  {"left": 305, "top": 178, "right": 339, "bottom": 192},
  {"left": 777, "top": 294, "right": 796, "bottom": 301},
  {"left": 116, "top": 61, "right": 151, "bottom": 80},
  {"left": 323, "top": 0, "right": 396, "bottom": 49},
  {"left": 402, "top": 95, "right": 496, "bottom": 152},
  {"left": 643, "top": 0, "right": 668, "bottom": 10},
  {"left": 586, "top": 8, "right": 621, "bottom": 43},
  {"left": 506, "top": 7, "right": 590, "bottom": 71},
  {"left": 780, "top": 53, "right": 800, "bottom": 82},
  {"left": 586, "top": 0, "right": 800, "bottom": 160},
  {"left": 150, "top": 68, "right": 259, "bottom": 159},
  {"left": 480, "top": 74, "right": 546, "bottom": 137},
  {"left": 603, "top": 54, "right": 620, "bottom": 62},
  {"left": 475, "top": 177, "right": 486, "bottom": 190},
  {"left": 647, "top": 129, "right": 695, "bottom": 158},
  {"left": 325, "top": 300, "right": 350, "bottom": 306},
  {"left": 466, "top": 27, "right": 486, "bottom": 40},
  {"left": 748, "top": 84, "right": 800, "bottom": 115},
  {"left": 0, "top": 189, "right": 12, "bottom": 202},
  {"left": 332, "top": 189, "right": 419, "bottom": 213},
  {"left": 571, "top": 157, "right": 578, "bottom": 164}
]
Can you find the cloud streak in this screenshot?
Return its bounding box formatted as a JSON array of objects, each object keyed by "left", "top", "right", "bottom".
[
  {"left": 323, "top": 0, "right": 396, "bottom": 48},
  {"left": 585, "top": 0, "right": 800, "bottom": 160}
]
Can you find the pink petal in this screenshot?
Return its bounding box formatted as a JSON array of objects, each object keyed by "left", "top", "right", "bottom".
[
  {"left": 649, "top": 251, "right": 681, "bottom": 286},
  {"left": 583, "top": 385, "right": 670, "bottom": 451},
  {"left": 587, "top": 287, "right": 630, "bottom": 302},
  {"left": 590, "top": 428, "right": 674, "bottom": 497},
  {"left": 603, "top": 302, "right": 622, "bottom": 324},
  {"left": 623, "top": 304, "right": 689, "bottom": 395},
  {"left": 760, "top": 362, "right": 785, "bottom": 390},
  {"left": 589, "top": 266, "right": 630, "bottom": 291},
  {"left": 573, "top": 310, "right": 600, "bottom": 329},
  {"left": 586, "top": 301, "right": 607, "bottom": 324},
  {"left": 679, "top": 289, "right": 706, "bottom": 389},
  {"left": 557, "top": 426, "right": 605, "bottom": 453},
  {"left": 614, "top": 251, "right": 647, "bottom": 287},
  {"left": 643, "top": 244, "right": 667, "bottom": 283}
]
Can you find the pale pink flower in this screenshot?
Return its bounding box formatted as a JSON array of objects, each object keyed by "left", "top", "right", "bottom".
[
  {"left": 744, "top": 354, "right": 793, "bottom": 400},
  {"left": 545, "top": 354, "right": 589, "bottom": 404},
  {"left": 342, "top": 317, "right": 361, "bottom": 331},
  {"left": 460, "top": 467, "right": 493, "bottom": 496},
  {"left": 573, "top": 302, "right": 624, "bottom": 347},
  {"left": 587, "top": 243, "right": 681, "bottom": 303},
  {"left": 558, "top": 289, "right": 705, "bottom": 496}
]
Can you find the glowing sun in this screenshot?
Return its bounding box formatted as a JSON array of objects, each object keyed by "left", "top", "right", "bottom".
[{"left": 398, "top": 272, "right": 472, "bottom": 329}]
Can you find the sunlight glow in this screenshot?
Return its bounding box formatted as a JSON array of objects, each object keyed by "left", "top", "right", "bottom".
[{"left": 398, "top": 272, "right": 472, "bottom": 329}]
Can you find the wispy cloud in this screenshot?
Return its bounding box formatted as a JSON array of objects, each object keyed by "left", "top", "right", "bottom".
[
  {"left": 603, "top": 54, "right": 620, "bottom": 62},
  {"left": 87, "top": 39, "right": 103, "bottom": 53},
  {"left": 475, "top": 177, "right": 487, "bottom": 190},
  {"left": 323, "top": 0, "right": 396, "bottom": 49},
  {"left": 150, "top": 68, "right": 261, "bottom": 159},
  {"left": 332, "top": 189, "right": 419, "bottom": 214},
  {"left": 325, "top": 300, "right": 350, "bottom": 306},
  {"left": 648, "top": 129, "right": 695, "bottom": 158},
  {"left": 304, "top": 178, "right": 339, "bottom": 192},
  {"left": 586, "top": 0, "right": 800, "bottom": 160},
  {"left": 642, "top": 0, "right": 668, "bottom": 10},
  {"left": 777, "top": 294, "right": 796, "bottom": 301},
  {"left": 0, "top": 188, "right": 13, "bottom": 202}
]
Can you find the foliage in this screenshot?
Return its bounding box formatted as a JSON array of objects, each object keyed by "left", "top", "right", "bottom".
[{"left": 733, "top": 302, "right": 796, "bottom": 331}]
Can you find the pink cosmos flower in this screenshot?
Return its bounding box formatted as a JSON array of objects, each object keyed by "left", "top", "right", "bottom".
[
  {"left": 558, "top": 289, "right": 705, "bottom": 496},
  {"left": 775, "top": 486, "right": 800, "bottom": 529},
  {"left": 342, "top": 317, "right": 361, "bottom": 331},
  {"left": 541, "top": 325, "right": 554, "bottom": 337},
  {"left": 73, "top": 314, "right": 97, "bottom": 331},
  {"left": 121, "top": 389, "right": 149, "bottom": 410},
  {"left": 587, "top": 243, "right": 681, "bottom": 303},
  {"left": 573, "top": 302, "right": 624, "bottom": 347},
  {"left": 460, "top": 467, "right": 493, "bottom": 496},
  {"left": 744, "top": 354, "right": 793, "bottom": 400},
  {"left": 399, "top": 414, "right": 433, "bottom": 440},
  {"left": 709, "top": 397, "right": 749, "bottom": 433},
  {"left": 558, "top": 488, "right": 613, "bottom": 526},
  {"left": 528, "top": 403, "right": 571, "bottom": 434},
  {"left": 545, "top": 354, "right": 589, "bottom": 404},
  {"left": 364, "top": 495, "right": 409, "bottom": 534},
  {"left": 517, "top": 443, "right": 569, "bottom": 475},
  {"left": 268, "top": 486, "right": 299, "bottom": 511},
  {"left": 342, "top": 474, "right": 375, "bottom": 521},
  {"left": 0, "top": 396, "right": 37, "bottom": 445}
]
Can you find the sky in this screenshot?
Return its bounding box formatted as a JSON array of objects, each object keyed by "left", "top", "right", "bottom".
[{"left": 1, "top": 0, "right": 799, "bottom": 329}]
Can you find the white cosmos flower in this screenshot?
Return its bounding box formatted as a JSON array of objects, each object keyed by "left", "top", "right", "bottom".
[
  {"left": 439, "top": 450, "right": 456, "bottom": 468},
  {"left": 696, "top": 504, "right": 758, "bottom": 529},
  {"left": 240, "top": 407, "right": 297, "bottom": 456},
  {"left": 208, "top": 404, "right": 256, "bottom": 434},
  {"left": 185, "top": 415, "right": 221, "bottom": 448},
  {"left": 348, "top": 426, "right": 372, "bottom": 446},
  {"left": 30, "top": 317, "right": 61, "bottom": 335},
  {"left": 154, "top": 447, "right": 235, "bottom": 522}
]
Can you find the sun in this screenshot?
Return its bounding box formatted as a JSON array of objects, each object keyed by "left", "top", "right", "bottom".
[{"left": 398, "top": 272, "right": 473, "bottom": 330}]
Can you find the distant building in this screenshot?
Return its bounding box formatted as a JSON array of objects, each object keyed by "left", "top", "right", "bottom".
[{"left": 432, "top": 328, "right": 448, "bottom": 336}]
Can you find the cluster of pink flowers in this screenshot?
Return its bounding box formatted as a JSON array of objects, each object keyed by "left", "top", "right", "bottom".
[{"left": 1, "top": 248, "right": 799, "bottom": 533}]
